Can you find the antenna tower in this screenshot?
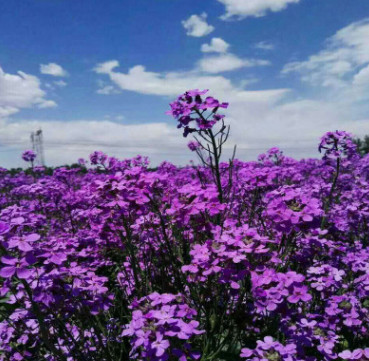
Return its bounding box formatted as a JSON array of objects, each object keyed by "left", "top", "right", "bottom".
[{"left": 30, "top": 129, "right": 45, "bottom": 166}]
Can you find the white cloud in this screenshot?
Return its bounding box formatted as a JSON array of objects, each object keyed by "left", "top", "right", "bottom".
[
  {"left": 94, "top": 60, "right": 120, "bottom": 74},
  {"left": 96, "top": 79, "right": 121, "bottom": 95},
  {"left": 94, "top": 60, "right": 232, "bottom": 96},
  {"left": 353, "top": 64, "right": 369, "bottom": 87},
  {"left": 228, "top": 99, "right": 369, "bottom": 160},
  {"left": 54, "top": 80, "right": 67, "bottom": 87},
  {"left": 283, "top": 19, "right": 369, "bottom": 91},
  {"left": 217, "top": 0, "right": 300, "bottom": 19},
  {"left": 254, "top": 41, "right": 275, "bottom": 50},
  {"left": 198, "top": 53, "right": 270, "bottom": 73},
  {"left": 40, "top": 63, "right": 68, "bottom": 77},
  {"left": 201, "top": 38, "right": 230, "bottom": 53},
  {"left": 38, "top": 100, "right": 57, "bottom": 109},
  {"left": 0, "top": 65, "right": 56, "bottom": 118},
  {"left": 96, "top": 85, "right": 121, "bottom": 95},
  {"left": 93, "top": 59, "right": 278, "bottom": 97},
  {"left": 0, "top": 106, "right": 19, "bottom": 118},
  {"left": 182, "top": 13, "right": 214, "bottom": 37}
]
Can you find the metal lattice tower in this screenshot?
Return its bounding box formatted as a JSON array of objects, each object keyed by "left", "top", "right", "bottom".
[{"left": 30, "top": 129, "right": 45, "bottom": 166}]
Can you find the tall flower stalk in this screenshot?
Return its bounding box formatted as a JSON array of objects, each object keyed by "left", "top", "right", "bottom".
[{"left": 167, "top": 89, "right": 231, "bottom": 203}]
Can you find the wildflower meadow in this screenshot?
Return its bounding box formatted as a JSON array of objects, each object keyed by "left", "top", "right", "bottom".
[{"left": 0, "top": 90, "right": 369, "bottom": 361}]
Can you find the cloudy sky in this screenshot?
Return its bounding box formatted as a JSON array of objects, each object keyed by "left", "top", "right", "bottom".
[{"left": 1, "top": 0, "right": 369, "bottom": 167}]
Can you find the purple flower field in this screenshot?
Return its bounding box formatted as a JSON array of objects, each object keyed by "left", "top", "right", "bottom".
[{"left": 1, "top": 90, "right": 369, "bottom": 361}]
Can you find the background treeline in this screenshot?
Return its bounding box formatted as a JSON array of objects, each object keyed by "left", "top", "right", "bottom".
[{"left": 354, "top": 135, "right": 369, "bottom": 156}]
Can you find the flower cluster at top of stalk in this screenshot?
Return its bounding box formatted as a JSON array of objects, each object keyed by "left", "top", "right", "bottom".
[
  {"left": 319, "top": 131, "right": 359, "bottom": 162},
  {"left": 166, "top": 89, "right": 228, "bottom": 137},
  {"left": 0, "top": 91, "right": 368, "bottom": 361},
  {"left": 21, "top": 150, "right": 36, "bottom": 163}
]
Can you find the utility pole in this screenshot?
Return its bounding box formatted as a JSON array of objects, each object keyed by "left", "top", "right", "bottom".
[{"left": 30, "top": 129, "right": 45, "bottom": 166}]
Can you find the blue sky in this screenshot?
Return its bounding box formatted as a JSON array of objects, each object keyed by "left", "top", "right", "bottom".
[{"left": 1, "top": 0, "right": 369, "bottom": 167}]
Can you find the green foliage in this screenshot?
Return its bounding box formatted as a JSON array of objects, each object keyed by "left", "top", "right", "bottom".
[{"left": 354, "top": 135, "right": 369, "bottom": 156}]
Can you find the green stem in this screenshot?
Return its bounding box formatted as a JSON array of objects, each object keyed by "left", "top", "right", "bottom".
[
  {"left": 207, "top": 129, "right": 223, "bottom": 203},
  {"left": 321, "top": 157, "right": 340, "bottom": 228}
]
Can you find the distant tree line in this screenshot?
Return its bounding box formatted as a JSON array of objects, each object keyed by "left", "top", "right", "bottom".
[
  {"left": 6, "top": 163, "right": 86, "bottom": 176},
  {"left": 354, "top": 135, "right": 369, "bottom": 156},
  {"left": 6, "top": 163, "right": 160, "bottom": 176}
]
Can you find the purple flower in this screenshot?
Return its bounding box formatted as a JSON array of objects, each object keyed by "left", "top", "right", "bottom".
[
  {"left": 257, "top": 336, "right": 278, "bottom": 350},
  {"left": 8, "top": 233, "right": 40, "bottom": 252},
  {"left": 188, "top": 141, "right": 201, "bottom": 152},
  {"left": 167, "top": 90, "right": 228, "bottom": 136},
  {"left": 319, "top": 130, "right": 358, "bottom": 161},
  {"left": 151, "top": 332, "right": 170, "bottom": 357},
  {"left": 21, "top": 150, "right": 36, "bottom": 162},
  {"left": 0, "top": 222, "right": 10, "bottom": 235},
  {"left": 90, "top": 151, "right": 107, "bottom": 165},
  {"left": 338, "top": 349, "right": 363, "bottom": 360},
  {"left": 287, "top": 286, "right": 312, "bottom": 304},
  {"left": 123, "top": 293, "right": 202, "bottom": 359},
  {"left": 151, "top": 306, "right": 177, "bottom": 325},
  {"left": 240, "top": 348, "right": 253, "bottom": 358},
  {"left": 0, "top": 255, "right": 35, "bottom": 280}
]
